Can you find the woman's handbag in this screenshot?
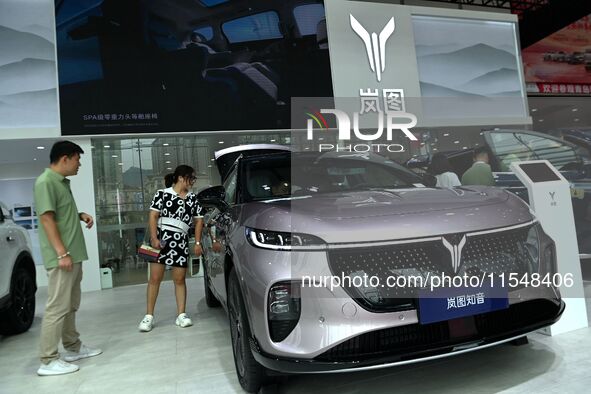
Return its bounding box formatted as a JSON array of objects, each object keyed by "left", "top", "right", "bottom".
[
  {"left": 138, "top": 216, "right": 162, "bottom": 263},
  {"left": 137, "top": 243, "right": 160, "bottom": 262},
  {"left": 138, "top": 194, "right": 168, "bottom": 262}
]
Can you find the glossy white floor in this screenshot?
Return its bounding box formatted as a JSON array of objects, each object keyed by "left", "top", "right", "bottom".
[{"left": 1, "top": 278, "right": 591, "bottom": 394}]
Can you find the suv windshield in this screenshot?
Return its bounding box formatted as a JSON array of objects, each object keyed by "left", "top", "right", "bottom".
[{"left": 242, "top": 153, "right": 421, "bottom": 202}]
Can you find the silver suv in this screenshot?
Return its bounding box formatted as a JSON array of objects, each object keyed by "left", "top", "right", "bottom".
[
  {"left": 198, "top": 145, "right": 564, "bottom": 393},
  {"left": 0, "top": 202, "right": 37, "bottom": 335}
]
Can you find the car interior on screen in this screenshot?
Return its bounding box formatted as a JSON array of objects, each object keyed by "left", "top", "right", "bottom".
[{"left": 55, "top": 0, "right": 333, "bottom": 133}]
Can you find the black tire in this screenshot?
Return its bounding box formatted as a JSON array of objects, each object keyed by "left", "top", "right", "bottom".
[
  {"left": 227, "top": 269, "right": 266, "bottom": 393},
  {"left": 204, "top": 264, "right": 221, "bottom": 308},
  {"left": 0, "top": 266, "right": 36, "bottom": 335}
]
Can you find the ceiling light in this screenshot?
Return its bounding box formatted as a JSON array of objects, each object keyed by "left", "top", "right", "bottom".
[
  {"left": 538, "top": 119, "right": 544, "bottom": 122},
  {"left": 572, "top": 108, "right": 579, "bottom": 112},
  {"left": 166, "top": 167, "right": 172, "bottom": 170},
  {"left": 165, "top": 161, "right": 171, "bottom": 164},
  {"left": 112, "top": 155, "right": 118, "bottom": 158},
  {"left": 443, "top": 133, "right": 449, "bottom": 137},
  {"left": 218, "top": 141, "right": 224, "bottom": 144},
  {"left": 574, "top": 118, "right": 580, "bottom": 122},
  {"left": 164, "top": 153, "right": 171, "bottom": 156},
  {"left": 163, "top": 143, "right": 169, "bottom": 146},
  {"left": 305, "top": 147, "right": 310, "bottom": 150},
  {"left": 433, "top": 148, "right": 438, "bottom": 151},
  {"left": 33, "top": 158, "right": 37, "bottom": 161},
  {"left": 208, "top": 165, "right": 212, "bottom": 168},
  {"left": 118, "top": 163, "right": 123, "bottom": 166},
  {"left": 454, "top": 140, "right": 460, "bottom": 144},
  {"left": 531, "top": 108, "right": 537, "bottom": 112},
  {"left": 104, "top": 145, "right": 110, "bottom": 148},
  {"left": 270, "top": 139, "right": 276, "bottom": 142},
  {"left": 36, "top": 146, "right": 45, "bottom": 150},
  {"left": 463, "top": 146, "right": 468, "bottom": 150},
  {"left": 211, "top": 158, "right": 215, "bottom": 161}
]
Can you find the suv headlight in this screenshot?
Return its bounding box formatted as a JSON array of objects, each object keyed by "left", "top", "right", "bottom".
[
  {"left": 246, "top": 228, "right": 326, "bottom": 251},
  {"left": 524, "top": 224, "right": 541, "bottom": 271}
]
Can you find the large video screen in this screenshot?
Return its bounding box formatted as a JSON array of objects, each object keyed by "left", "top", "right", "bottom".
[{"left": 55, "top": 0, "right": 333, "bottom": 135}]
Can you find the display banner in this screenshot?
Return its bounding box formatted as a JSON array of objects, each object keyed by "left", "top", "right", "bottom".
[
  {"left": 0, "top": 0, "right": 59, "bottom": 135},
  {"left": 523, "top": 14, "right": 591, "bottom": 94},
  {"left": 55, "top": 0, "right": 333, "bottom": 135},
  {"left": 324, "top": 0, "right": 530, "bottom": 127}
]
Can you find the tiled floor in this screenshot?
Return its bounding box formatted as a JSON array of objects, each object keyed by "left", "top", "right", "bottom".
[{"left": 1, "top": 278, "right": 591, "bottom": 394}]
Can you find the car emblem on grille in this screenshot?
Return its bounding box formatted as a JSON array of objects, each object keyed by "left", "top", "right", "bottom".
[
  {"left": 441, "top": 234, "right": 467, "bottom": 274},
  {"left": 350, "top": 14, "right": 395, "bottom": 82}
]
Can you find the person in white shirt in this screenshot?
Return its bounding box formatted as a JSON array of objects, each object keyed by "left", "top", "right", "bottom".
[{"left": 428, "top": 153, "right": 461, "bottom": 188}]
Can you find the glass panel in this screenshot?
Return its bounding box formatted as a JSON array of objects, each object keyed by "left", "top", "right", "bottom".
[
  {"left": 92, "top": 135, "right": 215, "bottom": 287},
  {"left": 489, "top": 132, "right": 534, "bottom": 171},
  {"left": 516, "top": 133, "right": 580, "bottom": 170},
  {"left": 293, "top": 4, "right": 325, "bottom": 36},
  {"left": 223, "top": 167, "right": 238, "bottom": 204},
  {"left": 92, "top": 133, "right": 290, "bottom": 286},
  {"left": 193, "top": 26, "right": 214, "bottom": 41},
  {"left": 199, "top": 0, "right": 228, "bottom": 7},
  {"left": 489, "top": 132, "right": 581, "bottom": 171},
  {"left": 222, "top": 11, "right": 282, "bottom": 44}
]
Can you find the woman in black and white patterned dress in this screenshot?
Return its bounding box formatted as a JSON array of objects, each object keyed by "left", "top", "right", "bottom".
[{"left": 138, "top": 165, "right": 203, "bottom": 332}]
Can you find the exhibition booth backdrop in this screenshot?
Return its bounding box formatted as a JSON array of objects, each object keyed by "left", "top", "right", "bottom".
[{"left": 0, "top": 0, "right": 589, "bottom": 304}]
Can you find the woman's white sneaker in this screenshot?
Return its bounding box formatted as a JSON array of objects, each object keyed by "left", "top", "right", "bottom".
[
  {"left": 175, "top": 313, "right": 193, "bottom": 328},
  {"left": 138, "top": 314, "right": 154, "bottom": 332},
  {"left": 37, "top": 359, "right": 79, "bottom": 376}
]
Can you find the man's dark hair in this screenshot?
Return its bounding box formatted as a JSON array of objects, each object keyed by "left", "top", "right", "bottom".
[
  {"left": 50, "top": 140, "right": 84, "bottom": 164},
  {"left": 473, "top": 146, "right": 489, "bottom": 159}
]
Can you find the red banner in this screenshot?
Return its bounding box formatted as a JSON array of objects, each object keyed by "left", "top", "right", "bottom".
[{"left": 523, "top": 14, "right": 591, "bottom": 91}]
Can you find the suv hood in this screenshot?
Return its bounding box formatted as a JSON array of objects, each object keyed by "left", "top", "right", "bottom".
[{"left": 241, "top": 186, "right": 534, "bottom": 243}]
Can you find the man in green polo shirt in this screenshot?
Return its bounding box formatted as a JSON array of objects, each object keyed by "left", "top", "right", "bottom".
[
  {"left": 34, "top": 141, "right": 102, "bottom": 376},
  {"left": 461, "top": 147, "right": 496, "bottom": 187}
]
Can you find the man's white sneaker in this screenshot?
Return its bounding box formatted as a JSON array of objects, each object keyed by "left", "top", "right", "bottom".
[
  {"left": 138, "top": 314, "right": 154, "bottom": 332},
  {"left": 175, "top": 313, "right": 193, "bottom": 328},
  {"left": 63, "top": 344, "right": 102, "bottom": 362},
  {"left": 37, "top": 359, "right": 79, "bottom": 376}
]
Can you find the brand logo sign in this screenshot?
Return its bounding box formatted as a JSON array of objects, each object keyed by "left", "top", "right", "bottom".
[
  {"left": 350, "top": 15, "right": 395, "bottom": 82},
  {"left": 549, "top": 191, "right": 557, "bottom": 206},
  {"left": 302, "top": 13, "right": 417, "bottom": 154},
  {"left": 442, "top": 235, "right": 467, "bottom": 274}
]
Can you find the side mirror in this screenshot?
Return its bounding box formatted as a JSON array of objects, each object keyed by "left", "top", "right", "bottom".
[{"left": 198, "top": 185, "right": 228, "bottom": 211}]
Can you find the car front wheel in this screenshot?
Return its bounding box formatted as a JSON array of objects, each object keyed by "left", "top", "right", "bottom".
[
  {"left": 0, "top": 266, "right": 36, "bottom": 335},
  {"left": 227, "top": 268, "right": 266, "bottom": 392}
]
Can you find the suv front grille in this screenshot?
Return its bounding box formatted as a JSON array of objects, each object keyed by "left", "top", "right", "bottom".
[{"left": 327, "top": 224, "right": 536, "bottom": 312}]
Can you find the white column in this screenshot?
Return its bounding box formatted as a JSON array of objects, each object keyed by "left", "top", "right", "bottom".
[{"left": 70, "top": 138, "right": 101, "bottom": 292}]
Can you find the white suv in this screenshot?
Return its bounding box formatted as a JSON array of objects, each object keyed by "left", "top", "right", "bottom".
[{"left": 0, "top": 202, "right": 37, "bottom": 335}]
